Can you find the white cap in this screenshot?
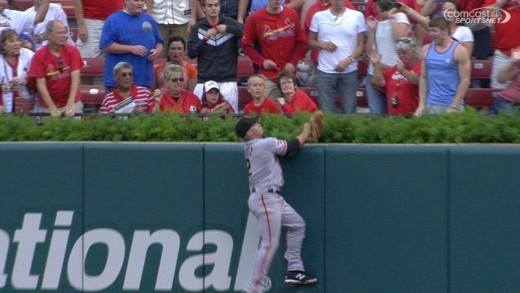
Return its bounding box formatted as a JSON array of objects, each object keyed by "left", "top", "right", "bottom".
[{"left": 204, "top": 80, "right": 220, "bottom": 93}]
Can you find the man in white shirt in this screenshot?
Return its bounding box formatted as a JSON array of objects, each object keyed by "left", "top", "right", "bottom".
[
  {"left": 25, "top": 1, "right": 75, "bottom": 50},
  {"left": 308, "top": 0, "right": 365, "bottom": 113},
  {"left": 0, "top": 0, "right": 49, "bottom": 34},
  {"left": 145, "top": 0, "right": 201, "bottom": 58}
]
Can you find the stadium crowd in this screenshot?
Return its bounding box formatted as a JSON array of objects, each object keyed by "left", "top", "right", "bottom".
[{"left": 1, "top": 0, "right": 519, "bottom": 116}]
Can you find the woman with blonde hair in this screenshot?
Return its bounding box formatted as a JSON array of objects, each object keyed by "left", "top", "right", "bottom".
[
  {"left": 367, "top": 37, "right": 422, "bottom": 115},
  {"left": 153, "top": 64, "right": 201, "bottom": 113}
]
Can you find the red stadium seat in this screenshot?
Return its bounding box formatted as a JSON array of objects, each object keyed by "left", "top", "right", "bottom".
[
  {"left": 471, "top": 59, "right": 493, "bottom": 80},
  {"left": 238, "top": 86, "right": 252, "bottom": 108},
  {"left": 81, "top": 58, "right": 105, "bottom": 85},
  {"left": 465, "top": 88, "right": 497, "bottom": 108},
  {"left": 80, "top": 85, "right": 106, "bottom": 105},
  {"left": 81, "top": 58, "right": 105, "bottom": 77},
  {"left": 237, "top": 56, "right": 254, "bottom": 78}
]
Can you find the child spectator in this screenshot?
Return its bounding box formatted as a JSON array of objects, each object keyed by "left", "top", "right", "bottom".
[
  {"left": 200, "top": 80, "right": 235, "bottom": 114},
  {"left": 243, "top": 74, "right": 280, "bottom": 115}
]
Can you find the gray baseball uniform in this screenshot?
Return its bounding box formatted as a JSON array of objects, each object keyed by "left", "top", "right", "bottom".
[{"left": 242, "top": 137, "right": 306, "bottom": 293}]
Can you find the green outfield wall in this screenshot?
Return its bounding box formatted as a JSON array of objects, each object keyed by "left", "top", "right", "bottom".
[{"left": 1, "top": 143, "right": 519, "bottom": 292}]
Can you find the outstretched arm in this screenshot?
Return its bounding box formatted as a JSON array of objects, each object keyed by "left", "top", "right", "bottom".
[{"left": 286, "top": 123, "right": 311, "bottom": 155}]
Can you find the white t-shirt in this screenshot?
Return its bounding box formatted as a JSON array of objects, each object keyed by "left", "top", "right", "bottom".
[
  {"left": 368, "top": 12, "right": 410, "bottom": 75},
  {"left": 149, "top": 0, "right": 191, "bottom": 25},
  {"left": 452, "top": 25, "right": 474, "bottom": 43},
  {"left": 0, "top": 9, "right": 35, "bottom": 34},
  {"left": 26, "top": 3, "right": 75, "bottom": 50},
  {"left": 310, "top": 8, "right": 366, "bottom": 74}
]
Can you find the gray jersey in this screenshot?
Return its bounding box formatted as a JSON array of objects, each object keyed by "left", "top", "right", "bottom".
[{"left": 244, "top": 137, "right": 287, "bottom": 191}]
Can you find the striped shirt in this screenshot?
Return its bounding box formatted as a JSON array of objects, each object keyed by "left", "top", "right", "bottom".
[{"left": 100, "top": 85, "right": 154, "bottom": 113}]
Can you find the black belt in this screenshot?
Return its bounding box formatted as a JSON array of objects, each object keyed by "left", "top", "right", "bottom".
[{"left": 252, "top": 188, "right": 281, "bottom": 195}]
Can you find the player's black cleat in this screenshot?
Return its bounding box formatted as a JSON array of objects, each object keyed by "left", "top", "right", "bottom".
[{"left": 284, "top": 271, "right": 317, "bottom": 285}]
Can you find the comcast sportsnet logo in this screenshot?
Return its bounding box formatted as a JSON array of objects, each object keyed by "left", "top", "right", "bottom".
[{"left": 443, "top": 7, "right": 512, "bottom": 25}]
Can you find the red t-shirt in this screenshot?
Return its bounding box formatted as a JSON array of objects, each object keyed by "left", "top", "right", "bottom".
[
  {"left": 483, "top": 0, "right": 520, "bottom": 55},
  {"left": 241, "top": 6, "right": 307, "bottom": 81},
  {"left": 280, "top": 89, "right": 318, "bottom": 114},
  {"left": 458, "top": 0, "right": 485, "bottom": 13},
  {"left": 159, "top": 90, "right": 202, "bottom": 113},
  {"left": 382, "top": 62, "right": 421, "bottom": 115},
  {"left": 201, "top": 100, "right": 235, "bottom": 113},
  {"left": 29, "top": 44, "right": 83, "bottom": 108},
  {"left": 244, "top": 98, "right": 281, "bottom": 115},
  {"left": 304, "top": 1, "right": 356, "bottom": 62},
  {"left": 153, "top": 62, "right": 197, "bottom": 91},
  {"left": 82, "top": 0, "right": 124, "bottom": 20}
]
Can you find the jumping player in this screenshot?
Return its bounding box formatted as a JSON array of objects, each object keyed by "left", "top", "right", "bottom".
[{"left": 235, "top": 115, "right": 317, "bottom": 293}]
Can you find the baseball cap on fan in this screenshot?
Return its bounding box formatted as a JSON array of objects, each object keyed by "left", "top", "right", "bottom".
[
  {"left": 235, "top": 115, "right": 260, "bottom": 138},
  {"left": 204, "top": 80, "right": 220, "bottom": 92}
]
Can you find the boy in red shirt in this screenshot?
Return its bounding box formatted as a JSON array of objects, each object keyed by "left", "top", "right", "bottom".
[{"left": 243, "top": 75, "right": 280, "bottom": 115}]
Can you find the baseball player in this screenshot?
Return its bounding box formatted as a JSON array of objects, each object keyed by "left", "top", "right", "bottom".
[{"left": 235, "top": 115, "right": 317, "bottom": 293}]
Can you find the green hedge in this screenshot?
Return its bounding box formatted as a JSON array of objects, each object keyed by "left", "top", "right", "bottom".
[{"left": 2, "top": 109, "right": 520, "bottom": 143}]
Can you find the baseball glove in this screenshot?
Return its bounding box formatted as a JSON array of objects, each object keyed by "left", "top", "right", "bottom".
[{"left": 308, "top": 110, "right": 324, "bottom": 143}]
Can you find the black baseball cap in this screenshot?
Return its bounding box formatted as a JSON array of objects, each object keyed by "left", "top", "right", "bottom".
[{"left": 235, "top": 115, "right": 260, "bottom": 138}]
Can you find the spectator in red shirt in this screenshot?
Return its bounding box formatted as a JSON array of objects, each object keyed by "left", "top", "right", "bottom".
[
  {"left": 200, "top": 80, "right": 235, "bottom": 114},
  {"left": 29, "top": 20, "right": 83, "bottom": 117},
  {"left": 276, "top": 70, "right": 319, "bottom": 114},
  {"left": 241, "top": 0, "right": 307, "bottom": 100},
  {"left": 492, "top": 46, "right": 520, "bottom": 113},
  {"left": 367, "top": 37, "right": 422, "bottom": 115},
  {"left": 100, "top": 62, "right": 155, "bottom": 113},
  {"left": 153, "top": 64, "right": 201, "bottom": 113},
  {"left": 243, "top": 75, "right": 281, "bottom": 114},
  {"left": 484, "top": 0, "right": 520, "bottom": 90}
]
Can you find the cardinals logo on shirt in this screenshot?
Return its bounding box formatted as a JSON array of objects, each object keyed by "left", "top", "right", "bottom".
[{"left": 262, "top": 18, "right": 296, "bottom": 41}]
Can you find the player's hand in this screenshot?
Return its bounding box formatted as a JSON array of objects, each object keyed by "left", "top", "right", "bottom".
[
  {"left": 131, "top": 45, "right": 148, "bottom": 57},
  {"left": 263, "top": 59, "right": 277, "bottom": 70},
  {"left": 277, "top": 97, "right": 286, "bottom": 105}
]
